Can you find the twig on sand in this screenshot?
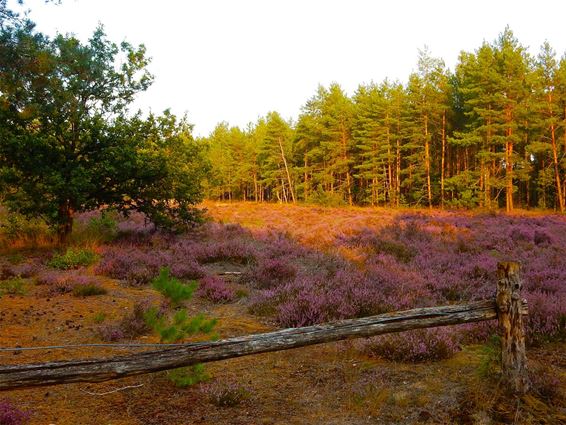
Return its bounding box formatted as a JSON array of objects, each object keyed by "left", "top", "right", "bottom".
[{"left": 80, "top": 383, "right": 144, "bottom": 396}]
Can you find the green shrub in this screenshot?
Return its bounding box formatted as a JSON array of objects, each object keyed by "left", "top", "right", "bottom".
[
  {"left": 0, "top": 277, "right": 27, "bottom": 296},
  {"left": 147, "top": 267, "right": 217, "bottom": 388},
  {"left": 48, "top": 248, "right": 98, "bottom": 270},
  {"left": 80, "top": 212, "right": 118, "bottom": 243},
  {"left": 143, "top": 307, "right": 217, "bottom": 343},
  {"left": 167, "top": 364, "right": 210, "bottom": 388},
  {"left": 306, "top": 190, "right": 346, "bottom": 207},
  {"left": 151, "top": 267, "right": 197, "bottom": 306},
  {"left": 72, "top": 283, "right": 107, "bottom": 297},
  {"left": 0, "top": 212, "right": 51, "bottom": 244}
]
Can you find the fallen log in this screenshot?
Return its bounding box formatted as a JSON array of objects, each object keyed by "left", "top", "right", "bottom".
[{"left": 0, "top": 300, "right": 503, "bottom": 390}]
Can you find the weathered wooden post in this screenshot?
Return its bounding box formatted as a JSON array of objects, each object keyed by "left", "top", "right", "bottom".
[{"left": 496, "top": 261, "right": 529, "bottom": 394}]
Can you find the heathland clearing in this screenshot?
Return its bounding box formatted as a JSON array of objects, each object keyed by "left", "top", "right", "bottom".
[{"left": 0, "top": 203, "right": 564, "bottom": 424}]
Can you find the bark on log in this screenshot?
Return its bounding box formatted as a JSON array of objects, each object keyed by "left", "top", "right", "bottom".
[
  {"left": 0, "top": 300, "right": 501, "bottom": 390},
  {"left": 496, "top": 262, "right": 529, "bottom": 394}
]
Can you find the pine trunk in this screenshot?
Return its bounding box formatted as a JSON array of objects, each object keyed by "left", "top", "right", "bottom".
[
  {"left": 440, "top": 110, "right": 446, "bottom": 208},
  {"left": 424, "top": 115, "right": 432, "bottom": 209}
]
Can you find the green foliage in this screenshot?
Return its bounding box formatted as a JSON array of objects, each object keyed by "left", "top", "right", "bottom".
[
  {"left": 0, "top": 276, "right": 27, "bottom": 296},
  {"left": 92, "top": 312, "right": 107, "bottom": 323},
  {"left": 143, "top": 306, "right": 217, "bottom": 343},
  {"left": 166, "top": 364, "right": 210, "bottom": 388},
  {"left": 444, "top": 171, "right": 480, "bottom": 208},
  {"left": 0, "top": 212, "right": 51, "bottom": 244},
  {"left": 306, "top": 189, "right": 346, "bottom": 207},
  {"left": 48, "top": 248, "right": 97, "bottom": 270},
  {"left": 0, "top": 16, "right": 207, "bottom": 242},
  {"left": 72, "top": 283, "right": 107, "bottom": 297},
  {"left": 151, "top": 267, "right": 197, "bottom": 306},
  {"left": 477, "top": 335, "right": 501, "bottom": 379},
  {"left": 202, "top": 28, "right": 566, "bottom": 211},
  {"left": 81, "top": 212, "right": 118, "bottom": 243},
  {"left": 146, "top": 267, "right": 218, "bottom": 387}
]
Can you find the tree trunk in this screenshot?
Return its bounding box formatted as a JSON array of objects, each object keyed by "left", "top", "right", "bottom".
[
  {"left": 424, "top": 115, "right": 432, "bottom": 209},
  {"left": 277, "top": 137, "right": 296, "bottom": 203},
  {"left": 396, "top": 137, "right": 401, "bottom": 207},
  {"left": 57, "top": 201, "right": 74, "bottom": 245},
  {"left": 253, "top": 172, "right": 258, "bottom": 202},
  {"left": 340, "top": 124, "right": 353, "bottom": 206},
  {"left": 303, "top": 155, "right": 309, "bottom": 201},
  {"left": 440, "top": 110, "right": 446, "bottom": 208},
  {"left": 549, "top": 121, "right": 564, "bottom": 212},
  {"left": 387, "top": 121, "right": 393, "bottom": 207},
  {"left": 505, "top": 138, "right": 514, "bottom": 213}
]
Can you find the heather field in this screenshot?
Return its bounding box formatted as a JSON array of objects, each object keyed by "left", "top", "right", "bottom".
[{"left": 0, "top": 203, "right": 565, "bottom": 424}]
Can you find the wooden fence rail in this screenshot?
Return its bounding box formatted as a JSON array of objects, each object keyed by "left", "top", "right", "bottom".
[{"left": 0, "top": 262, "right": 530, "bottom": 394}]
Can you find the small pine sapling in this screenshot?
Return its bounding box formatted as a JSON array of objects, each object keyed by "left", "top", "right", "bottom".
[
  {"left": 151, "top": 267, "right": 197, "bottom": 306},
  {"left": 143, "top": 307, "right": 217, "bottom": 343},
  {"left": 144, "top": 267, "right": 219, "bottom": 388}
]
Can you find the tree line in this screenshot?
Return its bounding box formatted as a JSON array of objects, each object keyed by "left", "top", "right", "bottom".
[{"left": 203, "top": 28, "right": 566, "bottom": 212}]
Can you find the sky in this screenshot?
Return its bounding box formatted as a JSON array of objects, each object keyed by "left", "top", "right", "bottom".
[{"left": 16, "top": 0, "right": 566, "bottom": 137}]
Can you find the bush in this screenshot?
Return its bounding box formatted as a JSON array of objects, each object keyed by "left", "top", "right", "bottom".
[
  {"left": 72, "top": 283, "right": 107, "bottom": 297},
  {"left": 44, "top": 279, "right": 75, "bottom": 296},
  {"left": 306, "top": 190, "right": 346, "bottom": 207},
  {"left": 1, "top": 262, "right": 38, "bottom": 279},
  {"left": 242, "top": 258, "right": 297, "bottom": 289},
  {"left": 80, "top": 211, "right": 118, "bottom": 243},
  {"left": 96, "top": 247, "right": 205, "bottom": 287},
  {"left": 201, "top": 381, "right": 252, "bottom": 407},
  {"left": 98, "top": 302, "right": 153, "bottom": 341},
  {"left": 0, "top": 277, "right": 27, "bottom": 296},
  {"left": 39, "top": 274, "right": 103, "bottom": 297},
  {"left": 530, "top": 364, "right": 564, "bottom": 403},
  {"left": 35, "top": 271, "right": 66, "bottom": 286},
  {"left": 197, "top": 275, "right": 236, "bottom": 303},
  {"left": 0, "top": 212, "right": 50, "bottom": 245},
  {"left": 0, "top": 399, "right": 31, "bottom": 425},
  {"left": 48, "top": 248, "right": 97, "bottom": 270},
  {"left": 151, "top": 268, "right": 197, "bottom": 306},
  {"left": 363, "top": 328, "right": 460, "bottom": 362}
]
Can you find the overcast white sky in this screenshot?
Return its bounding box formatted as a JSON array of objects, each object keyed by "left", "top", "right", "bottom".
[{"left": 17, "top": 0, "right": 566, "bottom": 137}]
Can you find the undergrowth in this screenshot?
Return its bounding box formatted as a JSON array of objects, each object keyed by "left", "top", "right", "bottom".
[
  {"left": 48, "top": 248, "right": 98, "bottom": 270},
  {"left": 0, "top": 277, "right": 28, "bottom": 296}
]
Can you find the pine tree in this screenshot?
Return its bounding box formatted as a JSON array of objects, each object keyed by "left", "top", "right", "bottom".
[{"left": 531, "top": 42, "right": 565, "bottom": 211}]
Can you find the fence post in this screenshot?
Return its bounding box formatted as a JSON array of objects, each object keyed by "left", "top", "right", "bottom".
[{"left": 496, "top": 261, "right": 529, "bottom": 395}]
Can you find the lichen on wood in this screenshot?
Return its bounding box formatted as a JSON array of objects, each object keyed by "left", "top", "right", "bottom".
[{"left": 496, "top": 261, "right": 529, "bottom": 395}]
